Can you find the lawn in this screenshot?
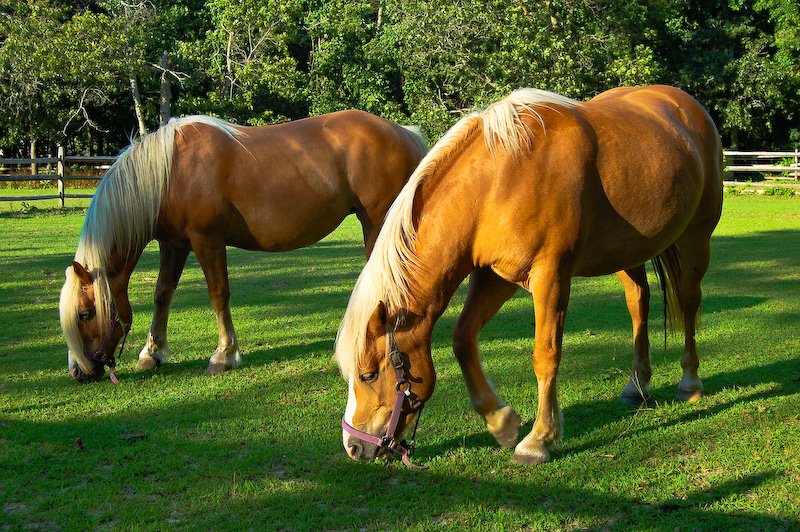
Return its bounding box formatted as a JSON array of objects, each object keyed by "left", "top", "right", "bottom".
[{"left": 1, "top": 194, "right": 798, "bottom": 529}]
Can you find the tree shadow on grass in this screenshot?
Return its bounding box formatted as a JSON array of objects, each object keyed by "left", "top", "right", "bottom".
[{"left": 1, "top": 388, "right": 793, "bottom": 529}]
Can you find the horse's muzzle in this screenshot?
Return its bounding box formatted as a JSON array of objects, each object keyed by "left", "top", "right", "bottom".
[
  {"left": 70, "top": 360, "right": 105, "bottom": 383},
  {"left": 343, "top": 432, "right": 380, "bottom": 462}
]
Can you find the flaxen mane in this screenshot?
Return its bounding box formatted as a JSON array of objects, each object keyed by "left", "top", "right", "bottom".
[
  {"left": 334, "top": 89, "right": 580, "bottom": 378},
  {"left": 60, "top": 116, "right": 243, "bottom": 372}
]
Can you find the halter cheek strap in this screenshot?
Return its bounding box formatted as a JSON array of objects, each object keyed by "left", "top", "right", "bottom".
[
  {"left": 85, "top": 310, "right": 130, "bottom": 384},
  {"left": 341, "top": 330, "right": 427, "bottom": 469}
]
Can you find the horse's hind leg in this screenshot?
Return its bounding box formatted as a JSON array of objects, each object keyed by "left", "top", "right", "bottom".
[
  {"left": 137, "top": 242, "right": 190, "bottom": 371},
  {"left": 191, "top": 237, "right": 241, "bottom": 375},
  {"left": 453, "top": 267, "right": 521, "bottom": 448},
  {"left": 353, "top": 207, "right": 379, "bottom": 257},
  {"left": 674, "top": 232, "right": 713, "bottom": 402},
  {"left": 616, "top": 265, "right": 652, "bottom": 404}
]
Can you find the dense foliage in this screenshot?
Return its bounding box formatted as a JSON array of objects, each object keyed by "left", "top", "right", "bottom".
[{"left": 1, "top": 0, "right": 798, "bottom": 156}]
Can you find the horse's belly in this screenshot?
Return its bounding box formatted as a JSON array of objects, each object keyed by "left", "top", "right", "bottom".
[
  {"left": 226, "top": 204, "right": 352, "bottom": 252},
  {"left": 574, "top": 215, "right": 692, "bottom": 276},
  {"left": 573, "top": 165, "right": 703, "bottom": 276}
]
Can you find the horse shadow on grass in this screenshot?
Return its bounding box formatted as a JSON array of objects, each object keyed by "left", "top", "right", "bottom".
[
  {"left": 4, "top": 227, "right": 799, "bottom": 528},
  {"left": 110, "top": 337, "right": 340, "bottom": 382},
  {"left": 421, "top": 356, "right": 799, "bottom": 462}
]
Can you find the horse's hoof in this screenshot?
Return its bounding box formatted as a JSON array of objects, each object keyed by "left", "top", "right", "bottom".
[
  {"left": 511, "top": 446, "right": 550, "bottom": 465},
  {"left": 621, "top": 391, "right": 651, "bottom": 406},
  {"left": 676, "top": 389, "right": 703, "bottom": 402},
  {"left": 135, "top": 357, "right": 160, "bottom": 371},
  {"left": 205, "top": 362, "right": 230, "bottom": 375},
  {"left": 485, "top": 406, "right": 522, "bottom": 448}
]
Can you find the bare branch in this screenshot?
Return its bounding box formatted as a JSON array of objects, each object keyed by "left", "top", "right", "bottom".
[{"left": 62, "top": 89, "right": 110, "bottom": 135}]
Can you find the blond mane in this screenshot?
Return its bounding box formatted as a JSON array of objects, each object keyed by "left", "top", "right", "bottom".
[
  {"left": 60, "top": 116, "right": 243, "bottom": 372},
  {"left": 333, "top": 88, "right": 580, "bottom": 378}
]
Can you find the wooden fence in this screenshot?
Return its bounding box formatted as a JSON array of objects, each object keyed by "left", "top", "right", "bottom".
[
  {"left": 0, "top": 147, "right": 114, "bottom": 207},
  {"left": 2, "top": 148, "right": 799, "bottom": 208}
]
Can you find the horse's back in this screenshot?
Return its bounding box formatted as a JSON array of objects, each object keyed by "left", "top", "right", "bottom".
[
  {"left": 161, "top": 111, "right": 424, "bottom": 251},
  {"left": 470, "top": 85, "right": 723, "bottom": 278}
]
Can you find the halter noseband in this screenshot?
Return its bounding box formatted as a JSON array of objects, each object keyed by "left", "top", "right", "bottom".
[
  {"left": 84, "top": 308, "right": 130, "bottom": 385},
  {"left": 341, "top": 329, "right": 426, "bottom": 469}
]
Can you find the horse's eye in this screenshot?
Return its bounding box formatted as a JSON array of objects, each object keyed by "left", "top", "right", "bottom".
[
  {"left": 78, "top": 309, "right": 96, "bottom": 321},
  {"left": 360, "top": 372, "right": 378, "bottom": 383}
]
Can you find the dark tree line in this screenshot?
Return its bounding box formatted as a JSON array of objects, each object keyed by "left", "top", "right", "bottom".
[{"left": 1, "top": 0, "right": 798, "bottom": 157}]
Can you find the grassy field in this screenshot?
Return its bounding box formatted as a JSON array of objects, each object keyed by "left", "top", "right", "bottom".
[{"left": 1, "top": 194, "right": 798, "bottom": 530}]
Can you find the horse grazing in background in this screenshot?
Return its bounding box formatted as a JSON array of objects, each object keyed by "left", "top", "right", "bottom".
[
  {"left": 60, "top": 111, "right": 427, "bottom": 383},
  {"left": 337, "top": 85, "right": 723, "bottom": 466}
]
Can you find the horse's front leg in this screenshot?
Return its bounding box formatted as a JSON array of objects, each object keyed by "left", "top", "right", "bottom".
[
  {"left": 512, "top": 264, "right": 571, "bottom": 465},
  {"left": 453, "top": 267, "right": 521, "bottom": 447},
  {"left": 137, "top": 242, "right": 190, "bottom": 370},
  {"left": 191, "top": 236, "right": 241, "bottom": 375}
]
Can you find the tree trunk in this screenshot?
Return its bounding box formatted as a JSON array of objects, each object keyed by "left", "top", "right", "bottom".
[
  {"left": 129, "top": 76, "right": 148, "bottom": 137},
  {"left": 545, "top": 0, "right": 558, "bottom": 28},
  {"left": 30, "top": 139, "right": 37, "bottom": 176},
  {"left": 225, "top": 31, "right": 235, "bottom": 100},
  {"left": 159, "top": 51, "right": 172, "bottom": 126}
]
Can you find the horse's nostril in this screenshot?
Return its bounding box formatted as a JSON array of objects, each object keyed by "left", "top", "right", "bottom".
[{"left": 347, "top": 443, "right": 363, "bottom": 460}]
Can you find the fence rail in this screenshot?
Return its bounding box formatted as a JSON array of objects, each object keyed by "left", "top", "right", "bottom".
[
  {"left": 2, "top": 148, "right": 799, "bottom": 208},
  {"left": 723, "top": 150, "right": 800, "bottom": 181}
]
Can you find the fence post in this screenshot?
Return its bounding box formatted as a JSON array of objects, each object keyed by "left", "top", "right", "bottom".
[
  {"left": 795, "top": 149, "right": 799, "bottom": 181},
  {"left": 57, "top": 145, "right": 65, "bottom": 208}
]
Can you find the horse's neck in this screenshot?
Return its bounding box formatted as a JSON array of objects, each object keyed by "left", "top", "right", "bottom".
[
  {"left": 104, "top": 246, "right": 143, "bottom": 322},
  {"left": 403, "top": 185, "right": 475, "bottom": 322}
]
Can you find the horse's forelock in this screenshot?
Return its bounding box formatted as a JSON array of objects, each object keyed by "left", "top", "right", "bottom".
[{"left": 60, "top": 268, "right": 90, "bottom": 372}]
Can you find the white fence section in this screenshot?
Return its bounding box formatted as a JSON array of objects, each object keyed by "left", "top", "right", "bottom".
[{"left": 724, "top": 150, "right": 800, "bottom": 181}]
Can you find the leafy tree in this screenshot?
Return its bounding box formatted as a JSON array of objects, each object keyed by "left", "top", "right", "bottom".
[
  {"left": 371, "top": 0, "right": 666, "bottom": 136},
  {"left": 179, "top": 0, "right": 309, "bottom": 124},
  {"left": 653, "top": 0, "right": 799, "bottom": 148},
  {"left": 306, "top": 0, "right": 407, "bottom": 120},
  {"left": 0, "top": 1, "right": 68, "bottom": 151},
  {"left": 1, "top": 0, "right": 798, "bottom": 153}
]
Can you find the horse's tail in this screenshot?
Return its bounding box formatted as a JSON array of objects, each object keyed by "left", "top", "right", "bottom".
[{"left": 650, "top": 244, "right": 684, "bottom": 346}]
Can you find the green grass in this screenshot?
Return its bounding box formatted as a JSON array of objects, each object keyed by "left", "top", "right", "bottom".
[{"left": 1, "top": 195, "right": 798, "bottom": 529}]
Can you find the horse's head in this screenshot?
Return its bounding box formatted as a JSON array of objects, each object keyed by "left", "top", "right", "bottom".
[
  {"left": 341, "top": 302, "right": 435, "bottom": 464},
  {"left": 59, "top": 261, "right": 129, "bottom": 383}
]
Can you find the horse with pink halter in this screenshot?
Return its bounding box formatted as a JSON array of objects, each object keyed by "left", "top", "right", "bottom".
[{"left": 337, "top": 85, "right": 723, "bottom": 465}]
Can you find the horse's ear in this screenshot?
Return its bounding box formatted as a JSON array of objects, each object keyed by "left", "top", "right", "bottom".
[
  {"left": 367, "top": 301, "right": 388, "bottom": 338},
  {"left": 70, "top": 261, "right": 93, "bottom": 285}
]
